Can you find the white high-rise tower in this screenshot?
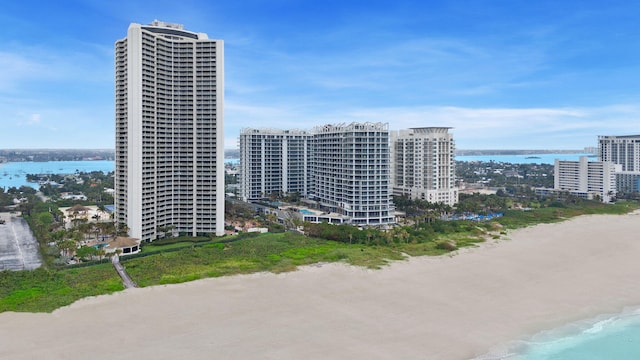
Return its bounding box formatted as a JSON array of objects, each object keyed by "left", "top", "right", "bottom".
[
  {"left": 312, "top": 122, "right": 394, "bottom": 226},
  {"left": 115, "top": 21, "right": 224, "bottom": 242}
]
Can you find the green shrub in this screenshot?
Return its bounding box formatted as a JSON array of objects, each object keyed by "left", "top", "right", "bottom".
[{"left": 435, "top": 240, "right": 457, "bottom": 251}]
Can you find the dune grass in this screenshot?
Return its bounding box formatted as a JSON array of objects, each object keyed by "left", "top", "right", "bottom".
[
  {"left": 123, "top": 233, "right": 408, "bottom": 287},
  {"left": 0, "top": 264, "right": 123, "bottom": 313},
  {"left": 496, "top": 201, "right": 640, "bottom": 229},
  {"left": 2, "top": 200, "right": 638, "bottom": 313}
]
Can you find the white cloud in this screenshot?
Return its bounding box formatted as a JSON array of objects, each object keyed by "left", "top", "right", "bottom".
[
  {"left": 27, "top": 113, "right": 41, "bottom": 125},
  {"left": 223, "top": 103, "right": 640, "bottom": 150},
  {"left": 0, "top": 44, "right": 112, "bottom": 95},
  {"left": 0, "top": 52, "right": 49, "bottom": 91},
  {"left": 16, "top": 113, "right": 43, "bottom": 127}
]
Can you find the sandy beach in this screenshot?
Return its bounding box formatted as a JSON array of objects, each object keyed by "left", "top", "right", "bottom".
[{"left": 2, "top": 211, "right": 640, "bottom": 359}]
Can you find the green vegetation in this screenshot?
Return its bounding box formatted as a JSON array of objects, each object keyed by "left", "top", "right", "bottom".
[
  {"left": 455, "top": 161, "right": 555, "bottom": 189},
  {"left": 0, "top": 227, "right": 489, "bottom": 312},
  {"left": 0, "top": 265, "right": 123, "bottom": 313},
  {"left": 495, "top": 201, "right": 640, "bottom": 229},
  {"left": 123, "top": 233, "right": 408, "bottom": 287},
  {"left": 36, "top": 170, "right": 115, "bottom": 206},
  {"left": 2, "top": 188, "right": 639, "bottom": 313}
]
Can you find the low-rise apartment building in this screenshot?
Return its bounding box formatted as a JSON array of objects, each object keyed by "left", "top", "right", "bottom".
[{"left": 554, "top": 156, "right": 617, "bottom": 203}]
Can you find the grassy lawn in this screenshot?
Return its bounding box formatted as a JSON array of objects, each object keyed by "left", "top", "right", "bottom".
[
  {"left": 2, "top": 200, "right": 638, "bottom": 313},
  {"left": 123, "top": 233, "right": 408, "bottom": 287},
  {"left": 0, "top": 264, "right": 123, "bottom": 313},
  {"left": 496, "top": 201, "right": 640, "bottom": 229}
]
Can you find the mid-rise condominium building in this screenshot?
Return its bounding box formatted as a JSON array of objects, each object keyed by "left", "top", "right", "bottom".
[
  {"left": 239, "top": 122, "right": 394, "bottom": 226},
  {"left": 392, "top": 127, "right": 458, "bottom": 206},
  {"left": 312, "top": 122, "right": 394, "bottom": 226},
  {"left": 239, "top": 128, "right": 313, "bottom": 201},
  {"left": 598, "top": 134, "right": 640, "bottom": 194},
  {"left": 115, "top": 21, "right": 224, "bottom": 242},
  {"left": 554, "top": 156, "right": 616, "bottom": 203}
]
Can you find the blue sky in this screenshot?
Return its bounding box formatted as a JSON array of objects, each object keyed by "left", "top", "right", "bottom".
[{"left": 1, "top": 0, "right": 638, "bottom": 150}]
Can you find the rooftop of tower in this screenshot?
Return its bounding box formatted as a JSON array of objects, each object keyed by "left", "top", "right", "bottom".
[
  {"left": 598, "top": 134, "right": 640, "bottom": 139},
  {"left": 314, "top": 122, "right": 388, "bottom": 133},
  {"left": 136, "top": 20, "right": 208, "bottom": 40},
  {"left": 149, "top": 20, "right": 184, "bottom": 29}
]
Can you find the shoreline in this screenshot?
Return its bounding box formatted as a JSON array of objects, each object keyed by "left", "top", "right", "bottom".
[
  {"left": 2, "top": 211, "right": 640, "bottom": 359},
  {"left": 476, "top": 304, "right": 640, "bottom": 359}
]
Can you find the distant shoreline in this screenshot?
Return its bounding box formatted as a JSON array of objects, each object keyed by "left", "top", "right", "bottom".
[
  {"left": 1, "top": 148, "right": 592, "bottom": 162},
  {"left": 456, "top": 149, "right": 588, "bottom": 156}
]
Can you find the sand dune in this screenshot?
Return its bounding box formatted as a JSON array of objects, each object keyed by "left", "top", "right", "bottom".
[{"left": 2, "top": 211, "right": 640, "bottom": 359}]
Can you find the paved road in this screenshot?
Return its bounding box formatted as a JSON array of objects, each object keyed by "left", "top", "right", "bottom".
[{"left": 0, "top": 212, "right": 43, "bottom": 271}]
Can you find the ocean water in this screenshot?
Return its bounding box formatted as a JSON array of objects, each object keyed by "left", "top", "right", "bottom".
[
  {"left": 457, "top": 153, "right": 594, "bottom": 165},
  {"left": 0, "top": 160, "right": 114, "bottom": 189},
  {"left": 478, "top": 307, "right": 640, "bottom": 360}
]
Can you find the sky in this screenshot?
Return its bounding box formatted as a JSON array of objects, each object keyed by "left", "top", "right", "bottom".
[{"left": 0, "top": 0, "right": 638, "bottom": 150}]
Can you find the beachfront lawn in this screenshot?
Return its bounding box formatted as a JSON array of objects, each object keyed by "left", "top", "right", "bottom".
[
  {"left": 496, "top": 201, "right": 640, "bottom": 229},
  {"left": 0, "top": 264, "right": 123, "bottom": 313},
  {"left": 123, "top": 233, "right": 408, "bottom": 287},
  {"left": 2, "top": 232, "right": 457, "bottom": 313},
  {"left": 3, "top": 200, "right": 638, "bottom": 313}
]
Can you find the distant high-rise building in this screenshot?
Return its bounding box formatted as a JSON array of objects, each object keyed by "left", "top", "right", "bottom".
[
  {"left": 598, "top": 134, "right": 640, "bottom": 172},
  {"left": 598, "top": 134, "right": 640, "bottom": 194},
  {"left": 392, "top": 127, "right": 458, "bottom": 206},
  {"left": 554, "top": 156, "right": 616, "bottom": 203},
  {"left": 115, "top": 21, "right": 224, "bottom": 242},
  {"left": 239, "top": 128, "right": 313, "bottom": 201}
]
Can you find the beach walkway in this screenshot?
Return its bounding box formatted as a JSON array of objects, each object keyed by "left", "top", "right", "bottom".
[{"left": 111, "top": 255, "right": 137, "bottom": 289}]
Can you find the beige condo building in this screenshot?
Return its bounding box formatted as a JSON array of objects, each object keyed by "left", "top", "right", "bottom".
[{"left": 392, "top": 127, "right": 458, "bottom": 206}]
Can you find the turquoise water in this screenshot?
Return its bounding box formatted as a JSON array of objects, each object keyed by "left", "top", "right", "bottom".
[
  {"left": 0, "top": 160, "right": 114, "bottom": 189},
  {"left": 457, "top": 153, "right": 594, "bottom": 165},
  {"left": 478, "top": 308, "right": 640, "bottom": 359},
  {"left": 0, "top": 154, "right": 591, "bottom": 189}
]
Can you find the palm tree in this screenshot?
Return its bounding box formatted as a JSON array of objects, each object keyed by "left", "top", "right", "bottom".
[
  {"left": 116, "top": 223, "right": 129, "bottom": 237},
  {"left": 395, "top": 228, "right": 410, "bottom": 244},
  {"left": 58, "top": 239, "right": 78, "bottom": 257}
]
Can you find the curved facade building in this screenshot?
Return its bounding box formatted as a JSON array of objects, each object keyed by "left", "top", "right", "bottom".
[{"left": 115, "top": 21, "right": 224, "bottom": 242}]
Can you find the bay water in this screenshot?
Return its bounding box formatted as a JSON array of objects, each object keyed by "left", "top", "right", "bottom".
[
  {"left": 456, "top": 153, "right": 594, "bottom": 165},
  {"left": 0, "top": 160, "right": 114, "bottom": 189}
]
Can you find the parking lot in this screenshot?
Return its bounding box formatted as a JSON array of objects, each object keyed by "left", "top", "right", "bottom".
[{"left": 0, "top": 212, "right": 42, "bottom": 271}]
